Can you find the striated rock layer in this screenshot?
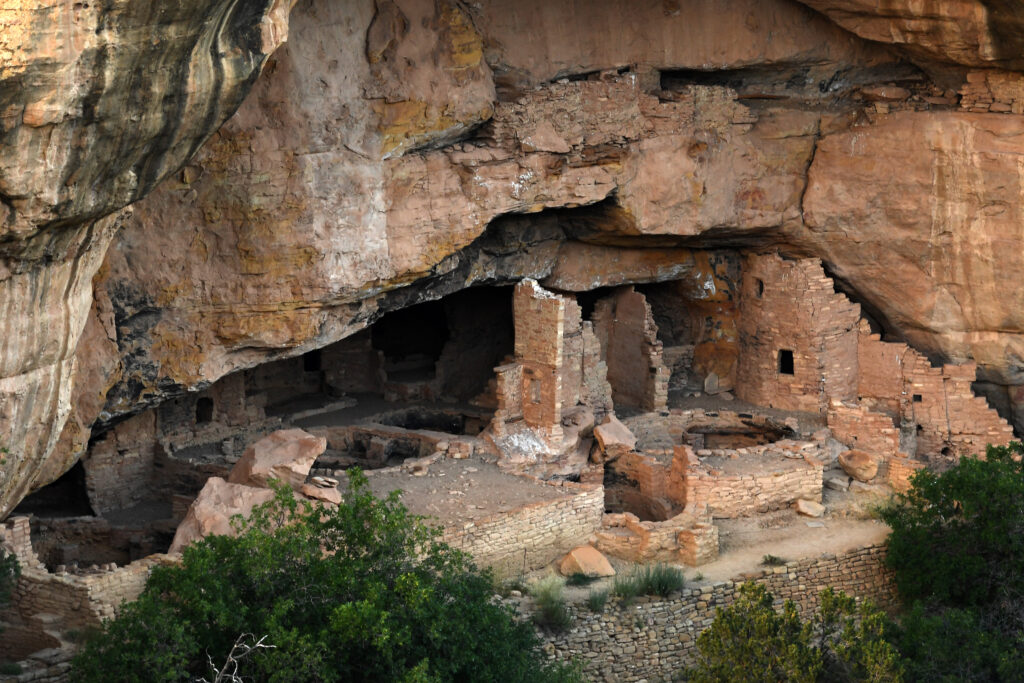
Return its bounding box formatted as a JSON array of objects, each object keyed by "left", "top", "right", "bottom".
[
  {"left": 4, "top": 0, "right": 1024, "bottom": 515},
  {"left": 0, "top": 0, "right": 295, "bottom": 516}
]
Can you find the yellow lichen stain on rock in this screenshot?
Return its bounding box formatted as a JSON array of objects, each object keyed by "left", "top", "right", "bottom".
[
  {"left": 211, "top": 306, "right": 321, "bottom": 350},
  {"left": 439, "top": 0, "right": 485, "bottom": 76}
]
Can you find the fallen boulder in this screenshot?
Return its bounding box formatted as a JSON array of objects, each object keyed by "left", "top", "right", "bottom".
[
  {"left": 559, "top": 545, "right": 615, "bottom": 578},
  {"left": 593, "top": 415, "right": 637, "bottom": 462},
  {"left": 169, "top": 477, "right": 275, "bottom": 554},
  {"left": 795, "top": 499, "right": 825, "bottom": 518},
  {"left": 838, "top": 449, "right": 879, "bottom": 482},
  {"left": 227, "top": 428, "right": 326, "bottom": 490}
]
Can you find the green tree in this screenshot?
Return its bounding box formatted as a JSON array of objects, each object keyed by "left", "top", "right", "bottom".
[
  {"left": 880, "top": 441, "right": 1024, "bottom": 681},
  {"left": 880, "top": 442, "right": 1024, "bottom": 611},
  {"left": 687, "top": 583, "right": 821, "bottom": 683},
  {"left": 72, "top": 471, "right": 581, "bottom": 683},
  {"left": 686, "top": 583, "right": 902, "bottom": 683}
]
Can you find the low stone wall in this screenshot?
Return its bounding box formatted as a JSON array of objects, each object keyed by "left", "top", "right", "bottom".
[
  {"left": 440, "top": 480, "right": 604, "bottom": 577},
  {"left": 1, "top": 517, "right": 169, "bottom": 679},
  {"left": 541, "top": 545, "right": 895, "bottom": 682},
  {"left": 685, "top": 448, "right": 823, "bottom": 518}
]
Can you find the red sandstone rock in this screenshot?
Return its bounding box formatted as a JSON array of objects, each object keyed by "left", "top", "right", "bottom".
[
  {"left": 838, "top": 450, "right": 878, "bottom": 483},
  {"left": 8, "top": 0, "right": 1024, "bottom": 521},
  {"left": 227, "top": 429, "right": 326, "bottom": 490},
  {"left": 168, "top": 478, "right": 275, "bottom": 554},
  {"left": 594, "top": 416, "right": 637, "bottom": 461},
  {"left": 559, "top": 545, "right": 615, "bottom": 578},
  {"left": 299, "top": 483, "right": 342, "bottom": 506},
  {"left": 795, "top": 499, "right": 825, "bottom": 518}
]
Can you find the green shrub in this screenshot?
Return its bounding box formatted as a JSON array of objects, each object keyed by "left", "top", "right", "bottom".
[
  {"left": 895, "top": 603, "right": 1021, "bottom": 682},
  {"left": 760, "top": 554, "right": 786, "bottom": 567},
  {"left": 612, "top": 563, "right": 685, "bottom": 602},
  {"left": 686, "top": 583, "right": 902, "bottom": 683},
  {"left": 612, "top": 572, "right": 643, "bottom": 605},
  {"left": 636, "top": 563, "right": 685, "bottom": 597},
  {"left": 880, "top": 442, "right": 1024, "bottom": 611},
  {"left": 530, "top": 575, "right": 572, "bottom": 633},
  {"left": 688, "top": 583, "right": 820, "bottom": 683},
  {"left": 0, "top": 662, "right": 22, "bottom": 675},
  {"left": 879, "top": 442, "right": 1024, "bottom": 678},
  {"left": 586, "top": 589, "right": 609, "bottom": 613},
  {"left": 71, "top": 471, "right": 581, "bottom": 683}
]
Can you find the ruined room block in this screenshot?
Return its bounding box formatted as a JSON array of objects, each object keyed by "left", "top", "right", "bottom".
[
  {"left": 735, "top": 254, "right": 860, "bottom": 414},
  {"left": 592, "top": 287, "right": 669, "bottom": 412}
]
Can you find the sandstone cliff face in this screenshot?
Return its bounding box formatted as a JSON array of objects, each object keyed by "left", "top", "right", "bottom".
[
  {"left": 4, "top": 0, "right": 1024, "bottom": 516},
  {"left": 0, "top": 0, "right": 294, "bottom": 515}
]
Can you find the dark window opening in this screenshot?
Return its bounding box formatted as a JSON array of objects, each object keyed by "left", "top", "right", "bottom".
[
  {"left": 303, "top": 349, "right": 322, "bottom": 372},
  {"left": 913, "top": 394, "right": 923, "bottom": 403},
  {"left": 916, "top": 424, "right": 923, "bottom": 433},
  {"left": 756, "top": 279, "right": 765, "bottom": 298},
  {"left": 195, "top": 397, "right": 214, "bottom": 424},
  {"left": 778, "top": 349, "right": 795, "bottom": 375}
]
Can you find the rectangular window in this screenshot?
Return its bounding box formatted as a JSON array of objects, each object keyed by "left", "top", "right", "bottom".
[
  {"left": 778, "top": 349, "right": 795, "bottom": 375},
  {"left": 913, "top": 394, "right": 923, "bottom": 403}
]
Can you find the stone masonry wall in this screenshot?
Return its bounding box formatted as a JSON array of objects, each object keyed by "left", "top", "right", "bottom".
[
  {"left": 439, "top": 480, "right": 604, "bottom": 578},
  {"left": 827, "top": 402, "right": 900, "bottom": 458},
  {"left": 540, "top": 545, "right": 895, "bottom": 682},
  {"left": 854, "top": 324, "right": 1013, "bottom": 461},
  {"left": 513, "top": 280, "right": 565, "bottom": 442},
  {"left": 736, "top": 254, "right": 860, "bottom": 414},
  {"left": 592, "top": 288, "right": 669, "bottom": 413},
  {"left": 0, "top": 517, "right": 165, "bottom": 669},
  {"left": 684, "top": 451, "right": 823, "bottom": 518}
]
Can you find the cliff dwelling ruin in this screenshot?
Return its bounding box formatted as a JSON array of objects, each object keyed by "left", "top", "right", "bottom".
[
  {"left": 5, "top": 0, "right": 1024, "bottom": 678},
  {"left": 3, "top": 248, "right": 1014, "bottom": 670}
]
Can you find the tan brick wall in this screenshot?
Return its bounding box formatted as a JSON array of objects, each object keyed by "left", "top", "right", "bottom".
[
  {"left": 440, "top": 480, "right": 604, "bottom": 577},
  {"left": 1, "top": 517, "right": 165, "bottom": 665},
  {"left": 540, "top": 545, "right": 895, "bottom": 681},
  {"left": 854, "top": 324, "right": 1013, "bottom": 461},
  {"left": 684, "top": 448, "right": 823, "bottom": 519},
  {"left": 592, "top": 288, "right": 669, "bottom": 412},
  {"left": 736, "top": 254, "right": 860, "bottom": 414},
  {"left": 827, "top": 402, "right": 900, "bottom": 458},
  {"left": 959, "top": 70, "right": 1024, "bottom": 114}
]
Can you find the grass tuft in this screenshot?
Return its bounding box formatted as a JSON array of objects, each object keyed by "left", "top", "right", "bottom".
[
  {"left": 586, "top": 588, "right": 609, "bottom": 613},
  {"left": 529, "top": 575, "right": 572, "bottom": 632}
]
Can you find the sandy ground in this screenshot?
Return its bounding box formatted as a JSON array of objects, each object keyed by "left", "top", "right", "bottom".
[{"left": 363, "top": 455, "right": 570, "bottom": 528}]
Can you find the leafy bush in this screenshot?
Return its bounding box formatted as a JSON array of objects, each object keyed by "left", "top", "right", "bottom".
[
  {"left": 71, "top": 471, "right": 581, "bottom": 683},
  {"left": 688, "top": 583, "right": 820, "bottom": 683},
  {"left": 530, "top": 575, "right": 573, "bottom": 633},
  {"left": 586, "top": 589, "right": 609, "bottom": 613},
  {"left": 880, "top": 442, "right": 1024, "bottom": 679},
  {"left": 686, "top": 583, "right": 902, "bottom": 683},
  {"left": 895, "top": 602, "right": 1023, "bottom": 682},
  {"left": 880, "top": 442, "right": 1024, "bottom": 611},
  {"left": 761, "top": 554, "right": 786, "bottom": 567}
]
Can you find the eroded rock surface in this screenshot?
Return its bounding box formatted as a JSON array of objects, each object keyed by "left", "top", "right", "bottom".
[
  {"left": 0, "top": 0, "right": 295, "bottom": 517},
  {"left": 6, "top": 0, "right": 1024, "bottom": 516}
]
